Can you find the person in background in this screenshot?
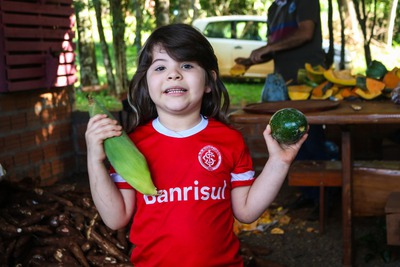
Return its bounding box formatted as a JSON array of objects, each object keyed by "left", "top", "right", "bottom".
[
  {"left": 85, "top": 23, "right": 307, "bottom": 266},
  {"left": 236, "top": 0, "right": 336, "bottom": 220},
  {"left": 236, "top": 0, "right": 325, "bottom": 83}
]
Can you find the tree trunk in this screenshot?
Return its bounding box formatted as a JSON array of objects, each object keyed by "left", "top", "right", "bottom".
[
  {"left": 386, "top": 0, "right": 399, "bottom": 47},
  {"left": 191, "top": 0, "right": 200, "bottom": 22},
  {"left": 326, "top": 0, "right": 335, "bottom": 69},
  {"left": 93, "top": 0, "right": 116, "bottom": 93},
  {"left": 133, "top": 0, "right": 143, "bottom": 53},
  {"left": 155, "top": 0, "right": 170, "bottom": 27},
  {"left": 337, "top": 0, "right": 346, "bottom": 70},
  {"left": 109, "top": 0, "right": 129, "bottom": 96},
  {"left": 174, "top": 0, "right": 190, "bottom": 24},
  {"left": 74, "top": 0, "right": 99, "bottom": 87},
  {"left": 344, "top": 0, "right": 363, "bottom": 44},
  {"left": 352, "top": 0, "right": 375, "bottom": 66}
]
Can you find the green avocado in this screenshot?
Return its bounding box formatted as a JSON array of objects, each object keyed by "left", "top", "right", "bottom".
[{"left": 269, "top": 108, "right": 308, "bottom": 145}]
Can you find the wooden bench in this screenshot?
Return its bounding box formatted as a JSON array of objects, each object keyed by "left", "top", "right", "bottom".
[
  {"left": 288, "top": 160, "right": 400, "bottom": 233},
  {"left": 385, "top": 192, "right": 400, "bottom": 245}
]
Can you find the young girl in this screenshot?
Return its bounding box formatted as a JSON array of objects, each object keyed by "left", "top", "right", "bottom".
[{"left": 85, "top": 23, "right": 307, "bottom": 266}]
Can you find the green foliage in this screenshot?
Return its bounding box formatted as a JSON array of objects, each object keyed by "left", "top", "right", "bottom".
[
  {"left": 75, "top": 90, "right": 122, "bottom": 112},
  {"left": 224, "top": 81, "right": 263, "bottom": 107},
  {"left": 199, "top": 0, "right": 257, "bottom": 16}
]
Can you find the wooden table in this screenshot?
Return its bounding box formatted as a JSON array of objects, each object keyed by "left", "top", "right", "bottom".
[{"left": 229, "top": 100, "right": 400, "bottom": 267}]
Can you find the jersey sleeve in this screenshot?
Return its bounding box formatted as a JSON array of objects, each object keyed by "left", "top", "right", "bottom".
[
  {"left": 230, "top": 134, "right": 255, "bottom": 188},
  {"left": 109, "top": 167, "right": 133, "bottom": 189}
]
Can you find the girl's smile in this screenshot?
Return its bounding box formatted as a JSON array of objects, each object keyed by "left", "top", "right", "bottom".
[{"left": 163, "top": 87, "right": 188, "bottom": 95}]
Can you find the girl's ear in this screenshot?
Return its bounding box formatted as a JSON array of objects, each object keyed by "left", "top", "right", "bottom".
[
  {"left": 205, "top": 70, "right": 217, "bottom": 93},
  {"left": 211, "top": 70, "right": 217, "bottom": 81}
]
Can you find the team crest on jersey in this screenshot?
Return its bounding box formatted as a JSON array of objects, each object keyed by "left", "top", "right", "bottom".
[{"left": 198, "top": 145, "right": 221, "bottom": 171}]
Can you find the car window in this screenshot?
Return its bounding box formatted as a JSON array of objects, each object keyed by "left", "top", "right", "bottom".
[
  {"left": 236, "top": 21, "right": 267, "bottom": 41},
  {"left": 204, "top": 21, "right": 232, "bottom": 39}
]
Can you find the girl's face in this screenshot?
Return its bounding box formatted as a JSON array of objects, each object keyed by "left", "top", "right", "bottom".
[{"left": 146, "top": 45, "right": 211, "bottom": 118}]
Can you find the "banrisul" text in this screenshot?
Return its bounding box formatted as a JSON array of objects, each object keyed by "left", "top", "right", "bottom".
[{"left": 144, "top": 180, "right": 227, "bottom": 204}]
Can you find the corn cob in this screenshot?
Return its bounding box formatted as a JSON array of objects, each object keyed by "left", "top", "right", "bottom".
[{"left": 88, "top": 96, "right": 159, "bottom": 196}]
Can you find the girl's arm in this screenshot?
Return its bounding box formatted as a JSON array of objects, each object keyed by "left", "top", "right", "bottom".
[
  {"left": 86, "top": 114, "right": 136, "bottom": 230},
  {"left": 231, "top": 124, "right": 307, "bottom": 223}
]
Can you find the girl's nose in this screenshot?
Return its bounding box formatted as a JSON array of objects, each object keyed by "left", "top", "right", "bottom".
[{"left": 168, "top": 71, "right": 182, "bottom": 80}]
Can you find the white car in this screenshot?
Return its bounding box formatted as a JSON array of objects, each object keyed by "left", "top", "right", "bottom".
[
  {"left": 193, "top": 15, "right": 272, "bottom": 79},
  {"left": 193, "top": 15, "right": 352, "bottom": 79}
]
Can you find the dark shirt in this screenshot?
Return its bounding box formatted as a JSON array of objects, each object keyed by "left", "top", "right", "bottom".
[{"left": 267, "top": 0, "right": 326, "bottom": 83}]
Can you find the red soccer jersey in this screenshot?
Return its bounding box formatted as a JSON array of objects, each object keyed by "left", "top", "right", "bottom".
[{"left": 111, "top": 117, "right": 255, "bottom": 266}]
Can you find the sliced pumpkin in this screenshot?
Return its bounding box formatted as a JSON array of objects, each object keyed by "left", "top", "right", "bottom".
[
  {"left": 229, "top": 64, "right": 247, "bottom": 76},
  {"left": 311, "top": 81, "right": 332, "bottom": 97},
  {"left": 331, "top": 85, "right": 340, "bottom": 95},
  {"left": 356, "top": 76, "right": 386, "bottom": 94},
  {"left": 330, "top": 86, "right": 344, "bottom": 100},
  {"left": 297, "top": 68, "right": 308, "bottom": 84},
  {"left": 383, "top": 67, "right": 400, "bottom": 89},
  {"left": 311, "top": 89, "right": 333, "bottom": 100},
  {"left": 305, "top": 63, "right": 327, "bottom": 83},
  {"left": 332, "top": 91, "right": 344, "bottom": 100},
  {"left": 288, "top": 85, "right": 313, "bottom": 100},
  {"left": 297, "top": 68, "right": 319, "bottom": 87},
  {"left": 339, "top": 87, "right": 357, "bottom": 99},
  {"left": 311, "top": 81, "right": 334, "bottom": 99},
  {"left": 354, "top": 87, "right": 382, "bottom": 100},
  {"left": 305, "top": 63, "right": 326, "bottom": 75},
  {"left": 323, "top": 69, "right": 357, "bottom": 86},
  {"left": 396, "top": 68, "right": 400, "bottom": 79}
]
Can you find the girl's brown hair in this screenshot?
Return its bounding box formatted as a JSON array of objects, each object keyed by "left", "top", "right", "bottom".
[{"left": 127, "top": 23, "right": 230, "bottom": 129}]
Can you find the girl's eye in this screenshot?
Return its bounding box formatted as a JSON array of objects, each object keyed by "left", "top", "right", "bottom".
[
  {"left": 181, "top": 63, "right": 194, "bottom": 69},
  {"left": 155, "top": 66, "right": 166, "bottom": 71}
]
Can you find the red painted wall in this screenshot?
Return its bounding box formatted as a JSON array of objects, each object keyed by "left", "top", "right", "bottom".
[
  {"left": 0, "top": 0, "right": 76, "bottom": 93},
  {"left": 0, "top": 0, "right": 77, "bottom": 185}
]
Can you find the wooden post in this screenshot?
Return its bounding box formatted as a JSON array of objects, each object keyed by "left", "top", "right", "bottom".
[{"left": 342, "top": 128, "right": 353, "bottom": 266}]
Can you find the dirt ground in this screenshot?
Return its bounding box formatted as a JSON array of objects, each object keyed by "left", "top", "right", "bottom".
[{"left": 238, "top": 180, "right": 400, "bottom": 267}]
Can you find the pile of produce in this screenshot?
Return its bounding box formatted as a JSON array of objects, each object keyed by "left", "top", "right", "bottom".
[
  {"left": 288, "top": 60, "right": 400, "bottom": 101},
  {"left": 0, "top": 178, "right": 132, "bottom": 266}
]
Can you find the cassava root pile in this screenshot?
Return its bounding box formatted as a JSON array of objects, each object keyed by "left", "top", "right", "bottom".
[{"left": 0, "top": 178, "right": 132, "bottom": 267}]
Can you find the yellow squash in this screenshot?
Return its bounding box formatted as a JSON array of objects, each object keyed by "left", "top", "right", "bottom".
[
  {"left": 354, "top": 88, "right": 382, "bottom": 100},
  {"left": 323, "top": 69, "right": 357, "bottom": 86},
  {"left": 305, "top": 63, "right": 327, "bottom": 84},
  {"left": 288, "top": 85, "right": 313, "bottom": 100}
]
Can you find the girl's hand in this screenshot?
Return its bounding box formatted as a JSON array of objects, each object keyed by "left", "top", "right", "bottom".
[
  {"left": 85, "top": 114, "right": 123, "bottom": 163},
  {"left": 263, "top": 124, "right": 308, "bottom": 164}
]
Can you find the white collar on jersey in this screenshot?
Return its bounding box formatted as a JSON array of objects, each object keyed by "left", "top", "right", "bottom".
[{"left": 152, "top": 115, "right": 208, "bottom": 138}]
